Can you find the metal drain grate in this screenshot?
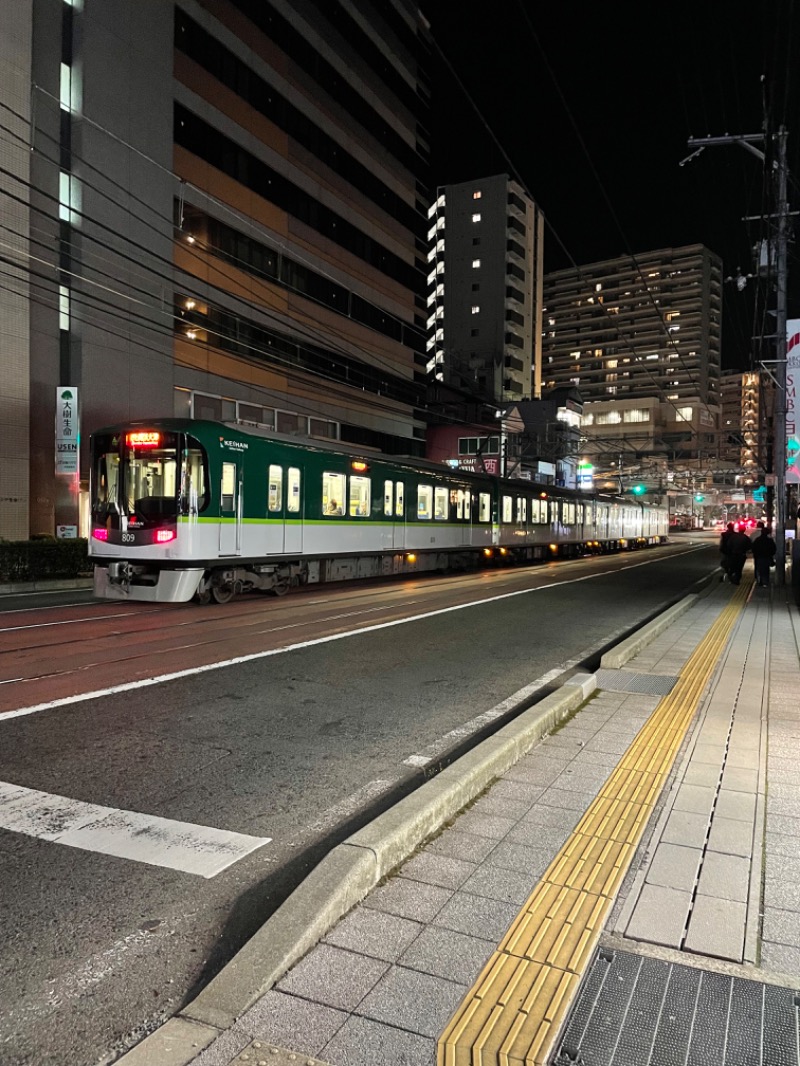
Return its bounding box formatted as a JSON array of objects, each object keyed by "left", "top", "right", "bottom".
[{"left": 595, "top": 669, "right": 679, "bottom": 695}]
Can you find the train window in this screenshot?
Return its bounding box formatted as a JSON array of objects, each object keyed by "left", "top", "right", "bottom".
[
  {"left": 322, "top": 472, "right": 345, "bottom": 516},
  {"left": 268, "top": 465, "right": 283, "bottom": 512},
  {"left": 516, "top": 497, "right": 526, "bottom": 523},
  {"left": 434, "top": 486, "right": 448, "bottom": 520},
  {"left": 221, "top": 463, "right": 236, "bottom": 511},
  {"left": 287, "top": 467, "right": 300, "bottom": 513},
  {"left": 479, "top": 493, "right": 491, "bottom": 522},
  {"left": 564, "top": 503, "right": 575, "bottom": 524},
  {"left": 455, "top": 489, "right": 466, "bottom": 520},
  {"left": 349, "top": 475, "right": 370, "bottom": 516},
  {"left": 384, "top": 480, "right": 393, "bottom": 516},
  {"left": 395, "top": 482, "right": 404, "bottom": 516},
  {"left": 418, "top": 484, "right": 432, "bottom": 519},
  {"left": 502, "top": 495, "right": 512, "bottom": 523},
  {"left": 179, "top": 439, "right": 208, "bottom": 515}
]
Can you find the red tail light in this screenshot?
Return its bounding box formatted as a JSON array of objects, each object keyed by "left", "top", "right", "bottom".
[
  {"left": 155, "top": 529, "right": 175, "bottom": 543},
  {"left": 92, "top": 528, "right": 108, "bottom": 541}
]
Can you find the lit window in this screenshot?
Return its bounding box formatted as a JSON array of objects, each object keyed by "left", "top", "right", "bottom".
[
  {"left": 268, "top": 465, "right": 283, "bottom": 512},
  {"left": 472, "top": 213, "right": 481, "bottom": 223},
  {"left": 472, "top": 259, "right": 481, "bottom": 268},
  {"left": 473, "top": 191, "right": 482, "bottom": 199},
  {"left": 471, "top": 305, "right": 480, "bottom": 314}
]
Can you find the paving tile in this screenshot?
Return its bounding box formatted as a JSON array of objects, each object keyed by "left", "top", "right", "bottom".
[
  {"left": 673, "top": 783, "right": 716, "bottom": 816},
  {"left": 645, "top": 843, "right": 702, "bottom": 892},
  {"left": 714, "top": 789, "right": 757, "bottom": 823},
  {"left": 449, "top": 810, "right": 516, "bottom": 840},
  {"left": 767, "top": 767, "right": 800, "bottom": 785},
  {"left": 321, "top": 1015, "right": 433, "bottom": 1066},
  {"left": 432, "top": 890, "right": 518, "bottom": 940},
  {"left": 460, "top": 863, "right": 538, "bottom": 906},
  {"left": 764, "top": 877, "right": 800, "bottom": 913},
  {"left": 551, "top": 767, "right": 609, "bottom": 794},
  {"left": 399, "top": 852, "right": 476, "bottom": 891},
  {"left": 584, "top": 734, "right": 633, "bottom": 755},
  {"left": 486, "top": 779, "right": 549, "bottom": 805},
  {"left": 765, "top": 812, "right": 800, "bottom": 837},
  {"left": 363, "top": 878, "right": 452, "bottom": 923},
  {"left": 481, "top": 839, "right": 553, "bottom": 877},
  {"left": 276, "top": 944, "right": 388, "bottom": 1012},
  {"left": 762, "top": 908, "right": 800, "bottom": 949},
  {"left": 680, "top": 761, "right": 721, "bottom": 788},
  {"left": 505, "top": 811, "right": 577, "bottom": 844},
  {"left": 398, "top": 924, "right": 495, "bottom": 985},
  {"left": 660, "top": 810, "right": 711, "bottom": 849},
  {"left": 759, "top": 941, "right": 800, "bottom": 978},
  {"left": 687, "top": 742, "right": 726, "bottom": 766},
  {"left": 684, "top": 895, "right": 746, "bottom": 961},
  {"left": 763, "top": 831, "right": 800, "bottom": 859},
  {"left": 239, "top": 990, "right": 348, "bottom": 1054},
  {"left": 765, "top": 852, "right": 800, "bottom": 886},
  {"left": 707, "top": 816, "right": 753, "bottom": 857},
  {"left": 470, "top": 795, "right": 535, "bottom": 821},
  {"left": 504, "top": 761, "right": 566, "bottom": 787},
  {"left": 720, "top": 765, "right": 759, "bottom": 792},
  {"left": 426, "top": 829, "right": 498, "bottom": 864},
  {"left": 191, "top": 1029, "right": 251, "bottom": 1066},
  {"left": 765, "top": 791, "right": 800, "bottom": 818},
  {"left": 696, "top": 852, "right": 751, "bottom": 903},
  {"left": 536, "top": 787, "right": 596, "bottom": 812},
  {"left": 357, "top": 965, "right": 466, "bottom": 1038},
  {"left": 625, "top": 884, "right": 691, "bottom": 949},
  {"left": 324, "top": 908, "right": 423, "bottom": 962}
]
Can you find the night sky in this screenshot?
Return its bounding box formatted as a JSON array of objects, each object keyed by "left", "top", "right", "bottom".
[{"left": 424, "top": 0, "right": 800, "bottom": 370}]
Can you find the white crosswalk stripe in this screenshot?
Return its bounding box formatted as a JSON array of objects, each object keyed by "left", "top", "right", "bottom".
[{"left": 0, "top": 781, "right": 270, "bottom": 877}]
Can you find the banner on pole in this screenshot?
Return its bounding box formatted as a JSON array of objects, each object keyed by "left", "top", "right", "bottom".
[
  {"left": 788, "top": 320, "right": 800, "bottom": 484},
  {"left": 55, "top": 386, "right": 80, "bottom": 475}
]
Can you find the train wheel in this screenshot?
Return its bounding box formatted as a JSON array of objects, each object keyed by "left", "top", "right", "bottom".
[
  {"left": 269, "top": 577, "right": 290, "bottom": 597},
  {"left": 211, "top": 584, "right": 235, "bottom": 604},
  {"left": 193, "top": 587, "right": 211, "bottom": 605}
]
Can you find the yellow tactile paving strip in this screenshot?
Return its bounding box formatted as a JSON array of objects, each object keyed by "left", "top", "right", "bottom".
[{"left": 438, "top": 580, "right": 751, "bottom": 1066}]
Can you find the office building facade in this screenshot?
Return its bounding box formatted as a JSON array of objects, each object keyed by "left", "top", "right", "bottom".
[
  {"left": 4, "top": 0, "right": 431, "bottom": 539},
  {"left": 426, "top": 174, "right": 544, "bottom": 405}
]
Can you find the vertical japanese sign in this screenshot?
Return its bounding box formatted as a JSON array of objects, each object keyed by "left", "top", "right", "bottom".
[
  {"left": 55, "top": 386, "right": 80, "bottom": 475},
  {"left": 788, "top": 320, "right": 800, "bottom": 484}
]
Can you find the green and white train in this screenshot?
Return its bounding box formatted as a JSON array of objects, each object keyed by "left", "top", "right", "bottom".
[{"left": 89, "top": 418, "right": 669, "bottom": 603}]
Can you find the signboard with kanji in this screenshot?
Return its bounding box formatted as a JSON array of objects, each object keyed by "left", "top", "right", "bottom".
[
  {"left": 788, "top": 319, "right": 800, "bottom": 485},
  {"left": 55, "top": 387, "right": 79, "bottom": 475}
]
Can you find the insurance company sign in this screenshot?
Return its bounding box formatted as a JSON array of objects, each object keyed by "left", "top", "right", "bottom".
[
  {"left": 788, "top": 320, "right": 800, "bottom": 485},
  {"left": 55, "top": 386, "right": 79, "bottom": 475}
]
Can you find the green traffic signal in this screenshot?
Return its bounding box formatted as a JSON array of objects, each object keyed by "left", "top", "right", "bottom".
[
  {"left": 694, "top": 493, "right": 705, "bottom": 502},
  {"left": 631, "top": 484, "right": 646, "bottom": 495}
]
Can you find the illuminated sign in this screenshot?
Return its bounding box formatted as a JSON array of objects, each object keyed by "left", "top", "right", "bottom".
[
  {"left": 126, "top": 431, "right": 161, "bottom": 447},
  {"left": 55, "top": 387, "right": 79, "bottom": 475},
  {"left": 788, "top": 319, "right": 800, "bottom": 484}
]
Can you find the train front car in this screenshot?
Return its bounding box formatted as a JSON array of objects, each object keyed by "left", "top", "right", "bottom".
[{"left": 90, "top": 423, "right": 208, "bottom": 602}]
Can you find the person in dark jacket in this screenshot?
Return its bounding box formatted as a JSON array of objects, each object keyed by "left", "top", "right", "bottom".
[
  {"left": 719, "top": 522, "right": 736, "bottom": 579},
  {"left": 725, "top": 527, "right": 751, "bottom": 584},
  {"left": 751, "top": 523, "right": 777, "bottom": 587}
]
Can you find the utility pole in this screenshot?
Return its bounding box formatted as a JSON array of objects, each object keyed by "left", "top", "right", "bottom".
[{"left": 686, "top": 128, "right": 791, "bottom": 584}]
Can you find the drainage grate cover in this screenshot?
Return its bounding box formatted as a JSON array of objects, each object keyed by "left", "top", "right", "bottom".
[
  {"left": 595, "top": 669, "right": 679, "bottom": 696},
  {"left": 554, "top": 948, "right": 800, "bottom": 1066}
]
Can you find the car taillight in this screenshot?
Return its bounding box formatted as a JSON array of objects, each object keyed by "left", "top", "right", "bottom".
[
  {"left": 155, "top": 529, "right": 175, "bottom": 543},
  {"left": 92, "top": 528, "right": 108, "bottom": 541}
]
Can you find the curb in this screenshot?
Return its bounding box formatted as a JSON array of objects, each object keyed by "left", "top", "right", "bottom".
[
  {"left": 115, "top": 674, "right": 597, "bottom": 1065},
  {"left": 599, "top": 593, "right": 698, "bottom": 669},
  {"left": 0, "top": 577, "right": 93, "bottom": 596}
]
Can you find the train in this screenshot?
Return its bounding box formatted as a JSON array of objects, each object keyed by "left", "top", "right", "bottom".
[{"left": 88, "top": 418, "right": 669, "bottom": 603}]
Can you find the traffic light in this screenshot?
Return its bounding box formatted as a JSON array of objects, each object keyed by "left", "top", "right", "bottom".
[
  {"left": 694, "top": 493, "right": 705, "bottom": 502},
  {"left": 631, "top": 484, "right": 646, "bottom": 496}
]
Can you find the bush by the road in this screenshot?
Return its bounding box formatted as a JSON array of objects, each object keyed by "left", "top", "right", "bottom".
[{"left": 0, "top": 539, "right": 90, "bottom": 582}]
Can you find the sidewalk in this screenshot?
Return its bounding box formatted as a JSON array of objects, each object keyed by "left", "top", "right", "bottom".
[{"left": 119, "top": 574, "right": 800, "bottom": 1066}]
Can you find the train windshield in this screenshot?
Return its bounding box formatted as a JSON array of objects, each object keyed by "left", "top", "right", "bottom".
[{"left": 92, "top": 430, "right": 208, "bottom": 522}]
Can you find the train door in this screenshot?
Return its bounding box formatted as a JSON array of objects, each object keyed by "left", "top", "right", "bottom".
[
  {"left": 219, "top": 460, "right": 242, "bottom": 555},
  {"left": 268, "top": 464, "right": 303, "bottom": 554},
  {"left": 392, "top": 479, "right": 405, "bottom": 549}
]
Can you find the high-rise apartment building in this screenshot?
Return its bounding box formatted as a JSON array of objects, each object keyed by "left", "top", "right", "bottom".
[
  {"left": 720, "top": 370, "right": 771, "bottom": 479},
  {"left": 541, "top": 245, "right": 722, "bottom": 408},
  {"left": 426, "top": 174, "right": 544, "bottom": 405},
  {"left": 3, "top": 0, "right": 431, "bottom": 539}
]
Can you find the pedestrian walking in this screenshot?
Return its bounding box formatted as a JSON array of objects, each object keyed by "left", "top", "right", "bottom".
[
  {"left": 719, "top": 522, "right": 735, "bottom": 579},
  {"left": 751, "top": 522, "right": 776, "bottom": 587},
  {"left": 725, "top": 526, "right": 751, "bottom": 585}
]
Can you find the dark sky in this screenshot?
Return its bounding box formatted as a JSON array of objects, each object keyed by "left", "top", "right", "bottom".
[{"left": 423, "top": 0, "right": 800, "bottom": 369}]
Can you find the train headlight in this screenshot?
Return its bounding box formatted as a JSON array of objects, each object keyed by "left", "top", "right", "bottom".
[
  {"left": 406, "top": 552, "right": 416, "bottom": 563},
  {"left": 483, "top": 548, "right": 493, "bottom": 557},
  {"left": 549, "top": 544, "right": 558, "bottom": 552}
]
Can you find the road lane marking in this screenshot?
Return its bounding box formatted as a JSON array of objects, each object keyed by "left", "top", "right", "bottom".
[
  {"left": 0, "top": 781, "right": 270, "bottom": 877},
  {"left": 0, "top": 548, "right": 705, "bottom": 723},
  {"left": 306, "top": 779, "right": 396, "bottom": 836}
]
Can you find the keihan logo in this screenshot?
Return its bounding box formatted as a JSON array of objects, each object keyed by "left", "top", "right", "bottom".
[{"left": 219, "top": 438, "right": 248, "bottom": 450}]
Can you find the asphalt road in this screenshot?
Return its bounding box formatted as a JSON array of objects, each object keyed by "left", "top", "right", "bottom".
[{"left": 0, "top": 538, "right": 719, "bottom": 1065}]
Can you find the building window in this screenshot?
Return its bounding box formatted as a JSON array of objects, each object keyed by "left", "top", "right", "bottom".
[
  {"left": 676, "top": 407, "right": 694, "bottom": 422},
  {"left": 472, "top": 237, "right": 480, "bottom": 246},
  {"left": 472, "top": 259, "right": 481, "bottom": 268},
  {"left": 622, "top": 409, "right": 650, "bottom": 423},
  {"left": 472, "top": 190, "right": 482, "bottom": 199},
  {"left": 472, "top": 213, "right": 481, "bottom": 222},
  {"left": 471, "top": 305, "right": 480, "bottom": 314},
  {"left": 471, "top": 328, "right": 479, "bottom": 337},
  {"left": 472, "top": 283, "right": 479, "bottom": 292}
]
